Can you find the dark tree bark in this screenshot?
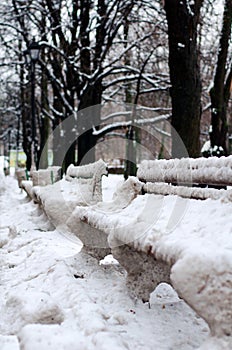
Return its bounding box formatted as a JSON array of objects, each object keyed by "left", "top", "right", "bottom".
[
  {"left": 77, "top": 0, "right": 106, "bottom": 165},
  {"left": 164, "top": 0, "right": 203, "bottom": 158},
  {"left": 77, "top": 0, "right": 135, "bottom": 165},
  {"left": 123, "top": 18, "right": 137, "bottom": 179},
  {"left": 209, "top": 0, "right": 232, "bottom": 155},
  {"left": 77, "top": 83, "right": 102, "bottom": 165},
  {"left": 77, "top": 0, "right": 97, "bottom": 165},
  {"left": 37, "top": 22, "right": 49, "bottom": 169}
]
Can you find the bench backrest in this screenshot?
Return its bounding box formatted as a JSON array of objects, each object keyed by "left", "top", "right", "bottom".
[
  {"left": 66, "top": 159, "right": 108, "bottom": 180},
  {"left": 137, "top": 156, "right": 232, "bottom": 201},
  {"left": 32, "top": 166, "right": 62, "bottom": 186},
  {"left": 137, "top": 156, "right": 232, "bottom": 186},
  {"left": 65, "top": 159, "right": 108, "bottom": 202}
]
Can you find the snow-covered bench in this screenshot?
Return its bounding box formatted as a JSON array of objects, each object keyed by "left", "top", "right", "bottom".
[
  {"left": 20, "top": 166, "right": 62, "bottom": 200},
  {"left": 33, "top": 159, "right": 108, "bottom": 230},
  {"left": 69, "top": 156, "right": 232, "bottom": 349}
]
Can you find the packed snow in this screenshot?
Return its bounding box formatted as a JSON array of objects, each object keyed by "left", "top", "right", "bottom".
[{"left": 0, "top": 172, "right": 212, "bottom": 350}]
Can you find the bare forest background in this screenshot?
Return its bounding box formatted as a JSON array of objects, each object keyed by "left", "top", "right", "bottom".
[{"left": 0, "top": 0, "right": 231, "bottom": 175}]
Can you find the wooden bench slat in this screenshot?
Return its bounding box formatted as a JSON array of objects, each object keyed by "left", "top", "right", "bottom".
[
  {"left": 138, "top": 156, "right": 232, "bottom": 186},
  {"left": 143, "top": 182, "right": 232, "bottom": 201}
]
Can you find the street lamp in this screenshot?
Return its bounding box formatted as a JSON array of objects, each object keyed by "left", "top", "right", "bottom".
[{"left": 25, "top": 38, "right": 41, "bottom": 169}]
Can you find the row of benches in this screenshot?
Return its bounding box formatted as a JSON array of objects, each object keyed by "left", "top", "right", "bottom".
[{"left": 17, "top": 156, "right": 232, "bottom": 349}]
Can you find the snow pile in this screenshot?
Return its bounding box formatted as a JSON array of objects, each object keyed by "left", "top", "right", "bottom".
[
  {"left": 2, "top": 291, "right": 64, "bottom": 334},
  {"left": 18, "top": 325, "right": 87, "bottom": 350},
  {"left": 137, "top": 156, "right": 232, "bottom": 185},
  {"left": 0, "top": 225, "right": 17, "bottom": 248}
]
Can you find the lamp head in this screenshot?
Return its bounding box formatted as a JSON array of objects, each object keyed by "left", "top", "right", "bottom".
[{"left": 28, "top": 38, "right": 40, "bottom": 62}]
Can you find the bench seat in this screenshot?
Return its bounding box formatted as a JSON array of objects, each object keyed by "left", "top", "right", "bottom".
[{"left": 67, "top": 177, "right": 142, "bottom": 258}]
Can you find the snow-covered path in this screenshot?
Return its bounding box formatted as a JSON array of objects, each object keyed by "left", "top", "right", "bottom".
[{"left": 0, "top": 175, "right": 208, "bottom": 350}]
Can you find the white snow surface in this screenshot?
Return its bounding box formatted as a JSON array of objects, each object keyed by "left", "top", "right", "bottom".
[{"left": 0, "top": 175, "right": 210, "bottom": 350}]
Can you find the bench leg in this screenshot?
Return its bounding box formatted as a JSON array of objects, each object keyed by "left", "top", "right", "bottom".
[
  {"left": 171, "top": 253, "right": 232, "bottom": 349},
  {"left": 75, "top": 221, "right": 111, "bottom": 260},
  {"left": 112, "top": 243, "right": 171, "bottom": 302}
]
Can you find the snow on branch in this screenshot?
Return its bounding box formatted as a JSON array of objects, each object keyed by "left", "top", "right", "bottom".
[
  {"left": 101, "top": 107, "right": 171, "bottom": 121},
  {"left": 93, "top": 113, "right": 171, "bottom": 137}
]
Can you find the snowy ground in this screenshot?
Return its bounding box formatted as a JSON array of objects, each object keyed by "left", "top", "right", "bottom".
[{"left": 0, "top": 173, "right": 209, "bottom": 350}]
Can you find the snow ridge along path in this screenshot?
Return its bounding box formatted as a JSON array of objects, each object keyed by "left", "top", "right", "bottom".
[{"left": 0, "top": 175, "right": 208, "bottom": 350}]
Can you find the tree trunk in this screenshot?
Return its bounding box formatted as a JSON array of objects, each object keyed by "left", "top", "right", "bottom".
[
  {"left": 164, "top": 0, "right": 203, "bottom": 158},
  {"left": 77, "top": 0, "right": 104, "bottom": 165},
  {"left": 123, "top": 18, "right": 137, "bottom": 179},
  {"left": 209, "top": 0, "right": 232, "bottom": 155},
  {"left": 77, "top": 84, "right": 102, "bottom": 165},
  {"left": 38, "top": 59, "right": 49, "bottom": 168}
]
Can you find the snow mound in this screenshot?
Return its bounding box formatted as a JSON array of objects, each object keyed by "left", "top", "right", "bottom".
[
  {"left": 0, "top": 226, "right": 17, "bottom": 248},
  {"left": 2, "top": 291, "right": 64, "bottom": 334},
  {"left": 18, "top": 324, "right": 88, "bottom": 350},
  {"left": 0, "top": 335, "right": 19, "bottom": 350}
]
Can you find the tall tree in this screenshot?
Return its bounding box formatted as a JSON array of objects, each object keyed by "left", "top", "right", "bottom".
[
  {"left": 209, "top": 0, "right": 232, "bottom": 155},
  {"left": 164, "top": 0, "right": 203, "bottom": 158}
]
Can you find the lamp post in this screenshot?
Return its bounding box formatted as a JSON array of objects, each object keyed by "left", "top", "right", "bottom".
[
  {"left": 15, "top": 112, "right": 21, "bottom": 169},
  {"left": 8, "top": 125, "right": 12, "bottom": 161},
  {"left": 25, "top": 38, "right": 41, "bottom": 169}
]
